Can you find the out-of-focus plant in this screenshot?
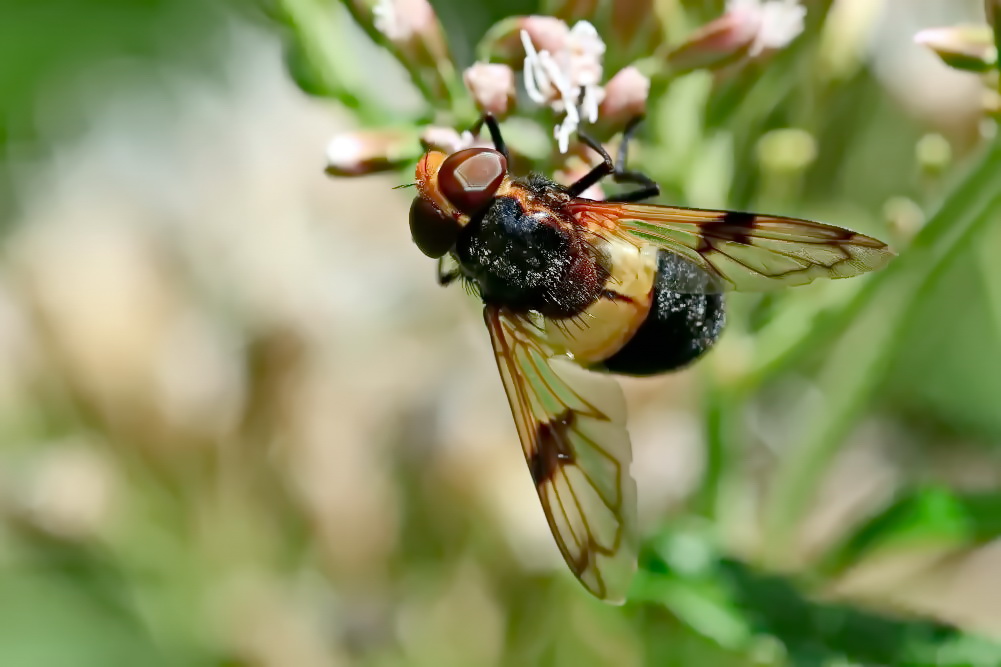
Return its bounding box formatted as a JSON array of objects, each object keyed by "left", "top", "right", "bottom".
[
  {"left": 288, "top": 0, "right": 1001, "bottom": 662},
  {"left": 914, "top": 2, "right": 1001, "bottom": 115},
  {"left": 8, "top": 0, "right": 1001, "bottom": 664}
]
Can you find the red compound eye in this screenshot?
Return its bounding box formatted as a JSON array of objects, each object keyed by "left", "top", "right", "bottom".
[
  {"left": 409, "top": 196, "right": 459, "bottom": 258},
  {"left": 437, "top": 148, "right": 507, "bottom": 215}
]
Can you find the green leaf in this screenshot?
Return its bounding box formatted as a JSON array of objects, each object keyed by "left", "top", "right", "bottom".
[
  {"left": 818, "top": 487, "right": 1001, "bottom": 577},
  {"left": 637, "top": 527, "right": 1001, "bottom": 665}
]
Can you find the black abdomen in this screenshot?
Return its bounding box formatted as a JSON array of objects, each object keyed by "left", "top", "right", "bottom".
[{"left": 598, "top": 250, "right": 725, "bottom": 376}]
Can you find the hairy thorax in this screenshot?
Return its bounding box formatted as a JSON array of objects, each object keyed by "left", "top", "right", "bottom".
[{"left": 454, "top": 177, "right": 608, "bottom": 319}]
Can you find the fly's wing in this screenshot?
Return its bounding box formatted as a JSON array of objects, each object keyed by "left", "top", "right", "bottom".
[
  {"left": 484, "top": 306, "right": 637, "bottom": 603},
  {"left": 569, "top": 201, "right": 894, "bottom": 292}
]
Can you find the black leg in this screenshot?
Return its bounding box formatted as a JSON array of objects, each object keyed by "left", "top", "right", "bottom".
[
  {"left": 468, "top": 113, "right": 509, "bottom": 162},
  {"left": 606, "top": 169, "right": 660, "bottom": 202},
  {"left": 437, "top": 257, "right": 460, "bottom": 286},
  {"left": 615, "top": 116, "right": 644, "bottom": 173},
  {"left": 569, "top": 117, "right": 661, "bottom": 203},
  {"left": 610, "top": 116, "right": 660, "bottom": 202},
  {"left": 567, "top": 133, "right": 613, "bottom": 197}
]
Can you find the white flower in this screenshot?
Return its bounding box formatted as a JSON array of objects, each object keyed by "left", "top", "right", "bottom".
[
  {"left": 520, "top": 20, "right": 607, "bottom": 153},
  {"left": 726, "top": 0, "right": 806, "bottom": 56}
]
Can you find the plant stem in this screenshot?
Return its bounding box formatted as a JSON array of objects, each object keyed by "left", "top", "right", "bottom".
[{"left": 760, "top": 135, "right": 1001, "bottom": 566}]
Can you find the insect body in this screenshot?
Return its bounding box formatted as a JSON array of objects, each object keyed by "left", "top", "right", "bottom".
[{"left": 408, "top": 116, "right": 893, "bottom": 602}]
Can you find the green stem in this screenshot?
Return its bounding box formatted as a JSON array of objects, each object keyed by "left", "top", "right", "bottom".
[
  {"left": 760, "top": 135, "right": 1001, "bottom": 566},
  {"left": 695, "top": 381, "right": 742, "bottom": 519},
  {"left": 279, "top": 0, "right": 365, "bottom": 103},
  {"left": 335, "top": 0, "right": 441, "bottom": 112}
]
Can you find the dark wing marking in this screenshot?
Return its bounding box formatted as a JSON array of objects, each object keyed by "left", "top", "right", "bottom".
[
  {"left": 484, "top": 306, "right": 637, "bottom": 602},
  {"left": 569, "top": 201, "right": 894, "bottom": 292}
]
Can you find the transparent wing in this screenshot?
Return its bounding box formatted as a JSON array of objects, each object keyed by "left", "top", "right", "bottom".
[
  {"left": 569, "top": 201, "right": 894, "bottom": 292},
  {"left": 484, "top": 306, "right": 637, "bottom": 602}
]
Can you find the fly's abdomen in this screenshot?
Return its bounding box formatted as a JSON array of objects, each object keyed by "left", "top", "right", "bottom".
[{"left": 595, "top": 250, "right": 725, "bottom": 376}]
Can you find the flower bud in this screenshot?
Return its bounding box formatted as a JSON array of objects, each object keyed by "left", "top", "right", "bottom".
[
  {"left": 521, "top": 15, "right": 572, "bottom": 53},
  {"left": 368, "top": 0, "right": 454, "bottom": 97},
  {"left": 984, "top": 88, "right": 1001, "bottom": 116},
  {"left": 463, "top": 63, "right": 516, "bottom": 117},
  {"left": 756, "top": 128, "right": 817, "bottom": 174},
  {"left": 668, "top": 0, "right": 806, "bottom": 74},
  {"left": 372, "top": 0, "right": 441, "bottom": 50},
  {"left": 915, "top": 133, "right": 952, "bottom": 174},
  {"left": 325, "top": 128, "right": 420, "bottom": 176},
  {"left": 914, "top": 25, "right": 998, "bottom": 73},
  {"left": 476, "top": 15, "right": 569, "bottom": 64},
  {"left": 598, "top": 66, "right": 650, "bottom": 124},
  {"left": 667, "top": 11, "right": 759, "bottom": 73},
  {"left": 418, "top": 127, "right": 467, "bottom": 154}
]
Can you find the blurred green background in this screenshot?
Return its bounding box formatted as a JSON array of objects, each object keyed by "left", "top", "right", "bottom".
[{"left": 1, "top": 0, "right": 1001, "bottom": 665}]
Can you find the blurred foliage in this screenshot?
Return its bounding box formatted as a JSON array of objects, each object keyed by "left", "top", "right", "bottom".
[{"left": 2, "top": 0, "right": 1001, "bottom": 666}]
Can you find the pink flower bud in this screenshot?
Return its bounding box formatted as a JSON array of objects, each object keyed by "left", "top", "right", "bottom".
[
  {"left": 463, "top": 63, "right": 516, "bottom": 117},
  {"left": 372, "top": 0, "right": 438, "bottom": 46},
  {"left": 599, "top": 66, "right": 650, "bottom": 123},
  {"left": 325, "top": 128, "right": 418, "bottom": 176},
  {"left": 370, "top": 0, "right": 452, "bottom": 87},
  {"left": 476, "top": 15, "right": 571, "bottom": 65},
  {"left": 419, "top": 127, "right": 496, "bottom": 154},
  {"left": 668, "top": 0, "right": 806, "bottom": 73},
  {"left": 520, "top": 15, "right": 571, "bottom": 54},
  {"left": 417, "top": 127, "right": 461, "bottom": 154},
  {"left": 667, "top": 10, "right": 760, "bottom": 73}
]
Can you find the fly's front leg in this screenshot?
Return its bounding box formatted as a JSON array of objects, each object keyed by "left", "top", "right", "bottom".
[
  {"left": 467, "top": 113, "right": 509, "bottom": 162},
  {"left": 437, "top": 256, "right": 460, "bottom": 286},
  {"left": 573, "top": 117, "right": 660, "bottom": 203},
  {"left": 567, "top": 132, "right": 614, "bottom": 197}
]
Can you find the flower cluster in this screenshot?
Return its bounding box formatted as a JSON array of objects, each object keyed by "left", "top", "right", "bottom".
[
  {"left": 325, "top": 0, "right": 808, "bottom": 175},
  {"left": 520, "top": 20, "right": 607, "bottom": 152}
]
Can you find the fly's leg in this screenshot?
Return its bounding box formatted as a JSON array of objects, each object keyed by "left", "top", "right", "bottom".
[
  {"left": 437, "top": 256, "right": 461, "bottom": 286},
  {"left": 468, "top": 113, "right": 509, "bottom": 162},
  {"left": 569, "top": 117, "right": 660, "bottom": 203},
  {"left": 611, "top": 116, "right": 660, "bottom": 202}
]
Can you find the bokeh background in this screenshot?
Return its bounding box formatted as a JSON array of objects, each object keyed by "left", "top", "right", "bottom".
[{"left": 2, "top": 0, "right": 1001, "bottom": 665}]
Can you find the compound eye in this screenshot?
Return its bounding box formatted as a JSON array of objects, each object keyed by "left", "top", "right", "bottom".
[
  {"left": 409, "top": 196, "right": 459, "bottom": 258},
  {"left": 438, "top": 148, "right": 507, "bottom": 215}
]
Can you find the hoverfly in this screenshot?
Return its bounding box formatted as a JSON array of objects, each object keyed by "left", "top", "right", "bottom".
[{"left": 407, "top": 115, "right": 893, "bottom": 603}]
